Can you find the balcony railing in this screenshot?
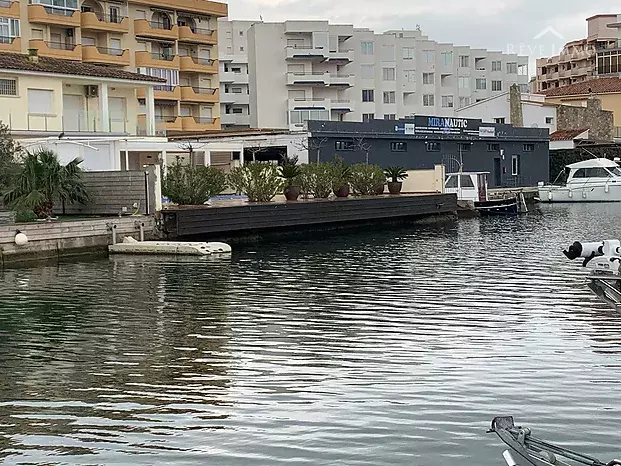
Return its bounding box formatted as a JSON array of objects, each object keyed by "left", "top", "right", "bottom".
[
  {"left": 193, "top": 117, "right": 216, "bottom": 124},
  {"left": 155, "top": 115, "right": 178, "bottom": 123},
  {"left": 96, "top": 46, "right": 124, "bottom": 56},
  {"left": 155, "top": 85, "right": 176, "bottom": 92},
  {"left": 151, "top": 51, "right": 175, "bottom": 61},
  {"left": 0, "top": 0, "right": 11, "bottom": 7},
  {"left": 149, "top": 20, "right": 174, "bottom": 30},
  {"left": 294, "top": 97, "right": 325, "bottom": 101},
  {"left": 0, "top": 35, "right": 13, "bottom": 43},
  {"left": 189, "top": 56, "right": 214, "bottom": 65},
  {"left": 186, "top": 26, "right": 213, "bottom": 35},
  {"left": 49, "top": 41, "right": 77, "bottom": 50},
  {"left": 92, "top": 12, "right": 125, "bottom": 23},
  {"left": 191, "top": 87, "right": 217, "bottom": 94},
  {"left": 43, "top": 5, "right": 75, "bottom": 16}
]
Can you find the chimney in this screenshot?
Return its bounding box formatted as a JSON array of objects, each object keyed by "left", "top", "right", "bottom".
[
  {"left": 27, "top": 48, "right": 38, "bottom": 63},
  {"left": 509, "top": 83, "right": 524, "bottom": 127}
]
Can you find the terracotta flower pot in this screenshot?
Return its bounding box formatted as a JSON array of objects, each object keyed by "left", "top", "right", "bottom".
[
  {"left": 387, "top": 181, "right": 403, "bottom": 195},
  {"left": 284, "top": 185, "right": 301, "bottom": 201},
  {"left": 374, "top": 184, "right": 385, "bottom": 195},
  {"left": 334, "top": 185, "right": 350, "bottom": 198}
]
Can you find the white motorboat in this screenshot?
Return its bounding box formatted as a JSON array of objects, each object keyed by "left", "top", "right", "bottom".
[{"left": 539, "top": 158, "right": 621, "bottom": 202}]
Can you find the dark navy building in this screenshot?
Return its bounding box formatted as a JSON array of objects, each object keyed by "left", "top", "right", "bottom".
[{"left": 307, "top": 116, "right": 549, "bottom": 188}]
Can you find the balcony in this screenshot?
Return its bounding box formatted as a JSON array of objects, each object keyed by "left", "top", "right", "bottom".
[
  {"left": 327, "top": 49, "right": 354, "bottom": 62},
  {"left": 181, "top": 116, "right": 220, "bottom": 132},
  {"left": 134, "top": 19, "right": 178, "bottom": 40},
  {"left": 0, "top": 1, "right": 20, "bottom": 19},
  {"left": 178, "top": 26, "right": 217, "bottom": 45},
  {"left": 137, "top": 85, "right": 180, "bottom": 101},
  {"left": 329, "top": 73, "right": 353, "bottom": 87},
  {"left": 81, "top": 12, "right": 129, "bottom": 33},
  {"left": 285, "top": 45, "right": 327, "bottom": 60},
  {"left": 179, "top": 56, "right": 218, "bottom": 74},
  {"left": 180, "top": 86, "right": 219, "bottom": 103},
  {"left": 28, "top": 4, "right": 80, "bottom": 27},
  {"left": 135, "top": 50, "right": 179, "bottom": 69},
  {"left": 0, "top": 37, "right": 21, "bottom": 53},
  {"left": 330, "top": 99, "right": 353, "bottom": 112},
  {"left": 129, "top": 0, "right": 226, "bottom": 17},
  {"left": 155, "top": 115, "right": 182, "bottom": 133},
  {"left": 220, "top": 92, "right": 248, "bottom": 105},
  {"left": 82, "top": 46, "right": 129, "bottom": 66},
  {"left": 220, "top": 71, "right": 248, "bottom": 84},
  {"left": 288, "top": 97, "right": 327, "bottom": 109},
  {"left": 220, "top": 113, "right": 250, "bottom": 126},
  {"left": 29, "top": 40, "right": 82, "bottom": 60},
  {"left": 286, "top": 72, "right": 330, "bottom": 86}
]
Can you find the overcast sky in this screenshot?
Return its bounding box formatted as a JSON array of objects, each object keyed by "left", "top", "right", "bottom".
[{"left": 226, "top": 0, "right": 620, "bottom": 76}]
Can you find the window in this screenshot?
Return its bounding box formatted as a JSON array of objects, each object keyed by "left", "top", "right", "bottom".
[
  {"left": 507, "top": 62, "right": 517, "bottom": 74},
  {"left": 335, "top": 140, "right": 354, "bottom": 151},
  {"left": 28, "top": 89, "right": 54, "bottom": 115},
  {"left": 512, "top": 155, "right": 521, "bottom": 176},
  {"left": 0, "top": 78, "right": 16, "bottom": 96},
  {"left": 492, "top": 80, "right": 502, "bottom": 91},
  {"left": 422, "top": 72, "right": 434, "bottom": 85},
  {"left": 361, "top": 41, "right": 374, "bottom": 55},
  {"left": 573, "top": 168, "right": 587, "bottom": 178},
  {"left": 426, "top": 141, "right": 440, "bottom": 151},
  {"left": 0, "top": 18, "right": 18, "bottom": 41},
  {"left": 441, "top": 51, "right": 453, "bottom": 65},
  {"left": 383, "top": 91, "right": 395, "bottom": 104},
  {"left": 231, "top": 87, "right": 243, "bottom": 93},
  {"left": 390, "top": 141, "right": 407, "bottom": 152},
  {"left": 458, "top": 96, "right": 471, "bottom": 108},
  {"left": 403, "top": 70, "right": 416, "bottom": 82},
  {"left": 475, "top": 78, "right": 487, "bottom": 90},
  {"left": 518, "top": 64, "right": 528, "bottom": 75},
  {"left": 519, "top": 83, "right": 529, "bottom": 93},
  {"left": 441, "top": 95, "right": 454, "bottom": 108},
  {"left": 494, "top": 117, "right": 506, "bottom": 124},
  {"left": 288, "top": 109, "right": 329, "bottom": 125},
  {"left": 361, "top": 64, "right": 374, "bottom": 79},
  {"left": 546, "top": 117, "right": 554, "bottom": 124},
  {"left": 445, "top": 175, "right": 458, "bottom": 188},
  {"left": 523, "top": 143, "right": 535, "bottom": 152},
  {"left": 423, "top": 50, "right": 434, "bottom": 63},
  {"left": 384, "top": 114, "right": 396, "bottom": 120},
  {"left": 137, "top": 67, "right": 179, "bottom": 86},
  {"left": 423, "top": 94, "right": 435, "bottom": 106},
  {"left": 402, "top": 47, "right": 415, "bottom": 60},
  {"left": 487, "top": 143, "right": 500, "bottom": 151},
  {"left": 491, "top": 60, "right": 502, "bottom": 72},
  {"left": 584, "top": 167, "right": 612, "bottom": 178},
  {"left": 232, "top": 107, "right": 243, "bottom": 114},
  {"left": 362, "top": 89, "right": 374, "bottom": 102},
  {"left": 458, "top": 76, "right": 469, "bottom": 88},
  {"left": 239, "top": 30, "right": 244, "bottom": 36},
  {"left": 31, "top": 0, "right": 78, "bottom": 10},
  {"left": 239, "top": 46, "right": 244, "bottom": 52},
  {"left": 458, "top": 143, "right": 471, "bottom": 152},
  {"left": 382, "top": 67, "right": 396, "bottom": 81},
  {"left": 459, "top": 55, "right": 470, "bottom": 67},
  {"left": 362, "top": 113, "right": 374, "bottom": 122},
  {"left": 460, "top": 175, "right": 475, "bottom": 188}
]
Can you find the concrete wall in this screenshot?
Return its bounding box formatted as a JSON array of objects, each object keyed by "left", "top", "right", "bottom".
[
  {"left": 0, "top": 216, "right": 155, "bottom": 266},
  {"left": 401, "top": 165, "right": 445, "bottom": 193},
  {"left": 56, "top": 168, "right": 158, "bottom": 216},
  {"left": 555, "top": 97, "right": 614, "bottom": 141}
]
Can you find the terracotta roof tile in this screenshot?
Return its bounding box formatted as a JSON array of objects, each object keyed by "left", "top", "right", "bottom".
[
  {"left": 541, "top": 77, "right": 621, "bottom": 97},
  {"left": 0, "top": 52, "right": 166, "bottom": 83},
  {"left": 550, "top": 128, "right": 589, "bottom": 141}
]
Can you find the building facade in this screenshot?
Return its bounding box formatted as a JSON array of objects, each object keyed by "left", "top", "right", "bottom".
[
  {"left": 219, "top": 20, "right": 529, "bottom": 131},
  {"left": 0, "top": 0, "right": 227, "bottom": 135},
  {"left": 307, "top": 117, "right": 549, "bottom": 188},
  {"left": 535, "top": 14, "right": 621, "bottom": 92}
]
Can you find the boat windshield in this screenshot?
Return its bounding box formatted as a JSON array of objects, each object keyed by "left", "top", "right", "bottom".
[{"left": 610, "top": 167, "right": 621, "bottom": 176}]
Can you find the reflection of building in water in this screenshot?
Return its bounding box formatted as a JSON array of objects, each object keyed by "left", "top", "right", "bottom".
[{"left": 0, "top": 258, "right": 233, "bottom": 459}]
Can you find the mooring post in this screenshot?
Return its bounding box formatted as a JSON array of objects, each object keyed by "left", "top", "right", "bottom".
[
  {"left": 135, "top": 221, "right": 145, "bottom": 242},
  {"left": 108, "top": 223, "right": 118, "bottom": 245}
]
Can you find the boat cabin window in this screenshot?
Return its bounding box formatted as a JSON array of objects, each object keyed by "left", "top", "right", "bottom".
[
  {"left": 611, "top": 167, "right": 621, "bottom": 176},
  {"left": 445, "top": 175, "right": 458, "bottom": 188},
  {"left": 573, "top": 167, "right": 612, "bottom": 178},
  {"left": 460, "top": 175, "right": 475, "bottom": 188}
]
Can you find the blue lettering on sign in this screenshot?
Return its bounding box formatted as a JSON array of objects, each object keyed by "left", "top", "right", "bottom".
[
  {"left": 427, "top": 117, "right": 468, "bottom": 129},
  {"left": 395, "top": 125, "right": 405, "bottom": 133}
]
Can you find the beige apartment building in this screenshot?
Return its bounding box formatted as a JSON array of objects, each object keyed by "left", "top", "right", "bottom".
[
  {"left": 536, "top": 14, "right": 621, "bottom": 92},
  {"left": 0, "top": 0, "right": 227, "bottom": 134}
]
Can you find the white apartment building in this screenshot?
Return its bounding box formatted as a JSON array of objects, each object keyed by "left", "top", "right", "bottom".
[
  {"left": 220, "top": 20, "right": 530, "bottom": 130},
  {"left": 218, "top": 20, "right": 254, "bottom": 129}
]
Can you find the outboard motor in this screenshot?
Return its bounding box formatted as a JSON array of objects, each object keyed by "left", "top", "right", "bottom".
[{"left": 564, "top": 240, "right": 621, "bottom": 267}]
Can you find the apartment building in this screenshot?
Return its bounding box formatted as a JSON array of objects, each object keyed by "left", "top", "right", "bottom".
[
  {"left": 0, "top": 0, "right": 227, "bottom": 135},
  {"left": 221, "top": 20, "right": 529, "bottom": 131},
  {"left": 535, "top": 14, "right": 621, "bottom": 92},
  {"left": 217, "top": 20, "right": 253, "bottom": 129}
]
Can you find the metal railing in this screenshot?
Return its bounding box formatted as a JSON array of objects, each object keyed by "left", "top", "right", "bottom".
[
  {"left": 0, "top": 35, "right": 14, "bottom": 44},
  {"left": 48, "top": 41, "right": 77, "bottom": 50},
  {"left": 331, "top": 99, "right": 350, "bottom": 103},
  {"left": 188, "top": 56, "right": 214, "bottom": 65},
  {"left": 155, "top": 115, "right": 178, "bottom": 123},
  {"left": 154, "top": 85, "right": 176, "bottom": 92},
  {"left": 193, "top": 117, "right": 216, "bottom": 124},
  {"left": 148, "top": 20, "right": 173, "bottom": 30},
  {"left": 181, "top": 26, "right": 213, "bottom": 35},
  {"left": 288, "top": 71, "right": 329, "bottom": 76},
  {"left": 89, "top": 12, "right": 126, "bottom": 23},
  {"left": 42, "top": 5, "right": 77, "bottom": 16},
  {"left": 285, "top": 44, "right": 323, "bottom": 49},
  {"left": 0, "top": 0, "right": 13, "bottom": 8},
  {"left": 96, "top": 46, "right": 124, "bottom": 56},
  {"left": 191, "top": 87, "right": 217, "bottom": 94},
  {"left": 151, "top": 51, "right": 175, "bottom": 61},
  {"left": 294, "top": 97, "right": 325, "bottom": 101}
]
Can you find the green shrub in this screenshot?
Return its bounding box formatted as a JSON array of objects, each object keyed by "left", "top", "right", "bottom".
[
  {"left": 350, "top": 164, "right": 385, "bottom": 195},
  {"left": 14, "top": 210, "right": 37, "bottom": 223},
  {"left": 278, "top": 157, "right": 302, "bottom": 186},
  {"left": 299, "top": 163, "right": 333, "bottom": 199},
  {"left": 227, "top": 163, "right": 283, "bottom": 202},
  {"left": 163, "top": 157, "right": 227, "bottom": 205},
  {"left": 384, "top": 166, "right": 409, "bottom": 183},
  {"left": 330, "top": 156, "right": 352, "bottom": 190}
]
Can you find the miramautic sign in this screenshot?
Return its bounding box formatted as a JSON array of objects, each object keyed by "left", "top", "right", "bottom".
[{"left": 409, "top": 115, "right": 488, "bottom": 137}]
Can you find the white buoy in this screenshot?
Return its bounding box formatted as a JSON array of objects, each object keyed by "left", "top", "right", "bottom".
[{"left": 14, "top": 231, "right": 28, "bottom": 246}]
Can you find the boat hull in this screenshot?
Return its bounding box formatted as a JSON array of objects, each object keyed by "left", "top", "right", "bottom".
[
  {"left": 539, "top": 183, "right": 621, "bottom": 202},
  {"left": 474, "top": 198, "right": 519, "bottom": 216}
]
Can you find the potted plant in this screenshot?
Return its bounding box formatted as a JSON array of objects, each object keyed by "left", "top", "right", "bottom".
[
  {"left": 278, "top": 161, "right": 302, "bottom": 201},
  {"left": 331, "top": 157, "right": 351, "bottom": 198},
  {"left": 384, "top": 166, "right": 409, "bottom": 195}
]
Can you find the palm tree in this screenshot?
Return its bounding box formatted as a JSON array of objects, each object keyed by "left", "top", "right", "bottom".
[{"left": 4, "top": 149, "right": 89, "bottom": 218}]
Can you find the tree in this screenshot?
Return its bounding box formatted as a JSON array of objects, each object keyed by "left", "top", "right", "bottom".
[
  {"left": 162, "top": 156, "right": 227, "bottom": 205},
  {"left": 353, "top": 136, "right": 371, "bottom": 165},
  {"left": 3, "top": 149, "right": 89, "bottom": 219},
  {"left": 0, "top": 121, "right": 20, "bottom": 191},
  {"left": 295, "top": 137, "right": 328, "bottom": 163}
]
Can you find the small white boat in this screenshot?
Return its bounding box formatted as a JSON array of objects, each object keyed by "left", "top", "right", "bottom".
[
  {"left": 445, "top": 172, "right": 522, "bottom": 216},
  {"left": 539, "top": 158, "right": 621, "bottom": 203},
  {"left": 109, "top": 236, "right": 232, "bottom": 256}
]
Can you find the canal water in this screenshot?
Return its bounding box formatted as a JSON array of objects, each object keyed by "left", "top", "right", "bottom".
[{"left": 1, "top": 203, "right": 621, "bottom": 465}]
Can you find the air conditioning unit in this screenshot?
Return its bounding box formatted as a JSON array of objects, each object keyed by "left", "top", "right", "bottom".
[{"left": 84, "top": 85, "right": 98, "bottom": 98}]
